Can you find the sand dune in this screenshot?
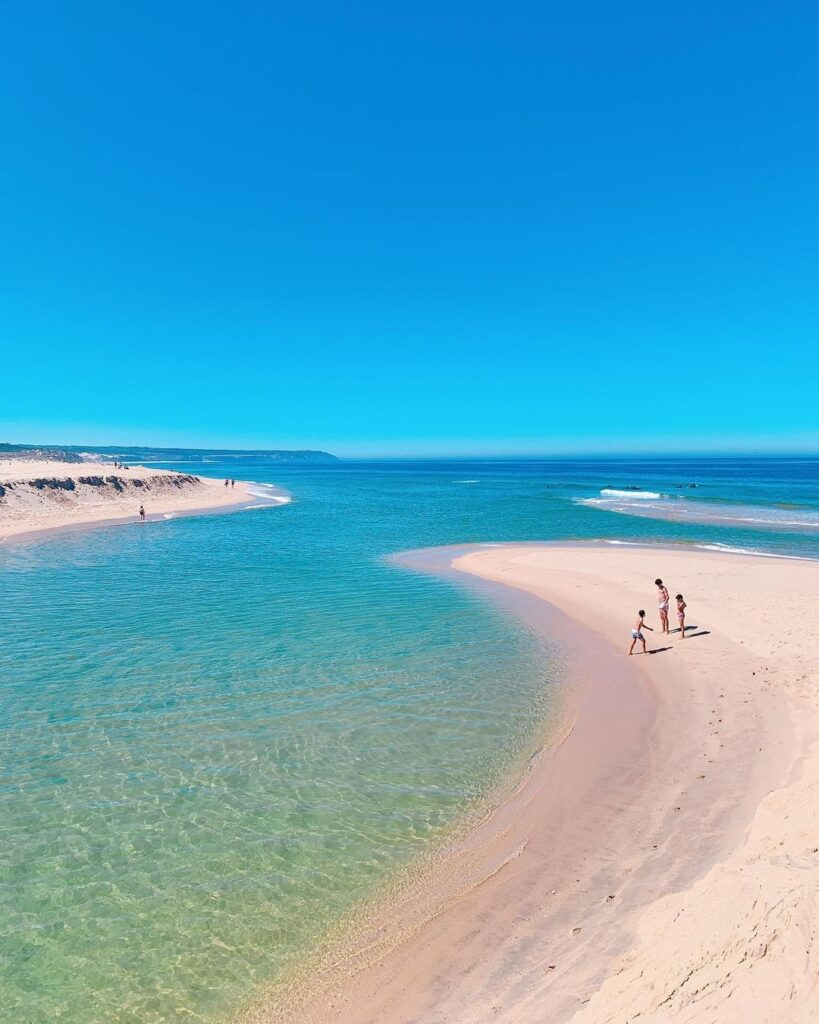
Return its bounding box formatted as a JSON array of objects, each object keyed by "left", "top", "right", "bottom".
[{"left": 0, "top": 460, "right": 252, "bottom": 540}]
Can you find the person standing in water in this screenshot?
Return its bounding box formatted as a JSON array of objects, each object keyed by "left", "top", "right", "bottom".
[
  {"left": 655, "top": 578, "right": 670, "bottom": 634},
  {"left": 138, "top": 505, "right": 145, "bottom": 522},
  {"left": 629, "top": 610, "right": 654, "bottom": 655},
  {"left": 676, "top": 593, "right": 687, "bottom": 638}
]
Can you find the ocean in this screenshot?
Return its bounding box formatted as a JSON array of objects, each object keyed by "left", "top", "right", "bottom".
[{"left": 2, "top": 457, "right": 818, "bottom": 1023}]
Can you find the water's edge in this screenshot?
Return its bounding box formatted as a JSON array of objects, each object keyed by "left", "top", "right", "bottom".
[{"left": 233, "top": 543, "right": 656, "bottom": 1023}]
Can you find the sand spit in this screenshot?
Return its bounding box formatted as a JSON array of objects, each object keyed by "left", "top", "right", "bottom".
[
  {"left": 0, "top": 460, "right": 255, "bottom": 540},
  {"left": 250, "top": 544, "right": 818, "bottom": 1024}
]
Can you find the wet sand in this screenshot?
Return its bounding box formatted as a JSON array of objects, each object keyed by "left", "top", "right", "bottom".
[{"left": 246, "top": 543, "right": 817, "bottom": 1024}]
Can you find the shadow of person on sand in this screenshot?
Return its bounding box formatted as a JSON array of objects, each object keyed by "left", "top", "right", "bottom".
[{"left": 648, "top": 646, "right": 673, "bottom": 654}]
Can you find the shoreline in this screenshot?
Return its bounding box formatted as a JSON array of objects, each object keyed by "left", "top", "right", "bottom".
[
  {"left": 244, "top": 542, "right": 817, "bottom": 1024},
  {"left": 238, "top": 545, "right": 658, "bottom": 1023},
  {"left": 0, "top": 460, "right": 290, "bottom": 543}
]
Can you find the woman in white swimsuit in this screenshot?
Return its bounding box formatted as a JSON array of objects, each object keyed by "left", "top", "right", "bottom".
[{"left": 655, "top": 578, "right": 670, "bottom": 634}]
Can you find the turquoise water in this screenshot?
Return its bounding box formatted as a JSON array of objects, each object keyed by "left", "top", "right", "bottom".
[{"left": 2, "top": 457, "right": 818, "bottom": 1023}]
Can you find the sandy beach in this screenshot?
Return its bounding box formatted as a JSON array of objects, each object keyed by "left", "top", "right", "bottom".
[
  {"left": 255, "top": 543, "right": 819, "bottom": 1024},
  {"left": 0, "top": 460, "right": 261, "bottom": 541}
]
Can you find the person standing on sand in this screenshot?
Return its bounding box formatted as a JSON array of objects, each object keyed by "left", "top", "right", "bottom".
[
  {"left": 230, "top": 479, "right": 235, "bottom": 488},
  {"left": 224, "top": 478, "right": 229, "bottom": 488},
  {"left": 629, "top": 610, "right": 654, "bottom": 655},
  {"left": 655, "top": 578, "right": 670, "bottom": 633},
  {"left": 676, "top": 593, "right": 687, "bottom": 638},
  {"left": 138, "top": 506, "right": 145, "bottom": 522}
]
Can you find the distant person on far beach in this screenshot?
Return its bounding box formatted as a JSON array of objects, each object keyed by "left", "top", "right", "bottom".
[
  {"left": 138, "top": 505, "right": 145, "bottom": 522},
  {"left": 676, "top": 593, "right": 687, "bottom": 638},
  {"left": 224, "top": 478, "right": 229, "bottom": 488},
  {"left": 231, "top": 479, "right": 235, "bottom": 488},
  {"left": 655, "top": 578, "right": 670, "bottom": 633},
  {"left": 629, "top": 610, "right": 654, "bottom": 655}
]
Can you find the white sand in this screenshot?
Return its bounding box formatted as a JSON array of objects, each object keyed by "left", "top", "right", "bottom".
[
  {"left": 251, "top": 544, "right": 818, "bottom": 1024},
  {"left": 0, "top": 460, "right": 253, "bottom": 540}
]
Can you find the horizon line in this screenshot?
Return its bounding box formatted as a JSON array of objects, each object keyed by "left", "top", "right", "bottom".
[{"left": 4, "top": 440, "right": 819, "bottom": 462}]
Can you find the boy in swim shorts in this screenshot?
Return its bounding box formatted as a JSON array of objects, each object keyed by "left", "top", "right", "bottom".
[
  {"left": 629, "top": 610, "right": 654, "bottom": 655},
  {"left": 676, "top": 593, "right": 687, "bottom": 638}
]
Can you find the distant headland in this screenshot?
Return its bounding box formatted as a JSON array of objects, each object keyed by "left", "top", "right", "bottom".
[{"left": 0, "top": 442, "right": 339, "bottom": 464}]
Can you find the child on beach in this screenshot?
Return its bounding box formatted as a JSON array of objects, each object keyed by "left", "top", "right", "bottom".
[
  {"left": 655, "top": 578, "right": 670, "bottom": 633},
  {"left": 138, "top": 505, "right": 145, "bottom": 522},
  {"left": 628, "top": 610, "right": 654, "bottom": 655},
  {"left": 676, "top": 593, "right": 687, "bottom": 638}
]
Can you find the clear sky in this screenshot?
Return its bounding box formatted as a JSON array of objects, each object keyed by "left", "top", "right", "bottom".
[{"left": 2, "top": 2, "right": 817, "bottom": 457}]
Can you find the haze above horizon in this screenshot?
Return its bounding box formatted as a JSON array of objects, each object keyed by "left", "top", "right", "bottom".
[{"left": 2, "top": 2, "right": 817, "bottom": 458}]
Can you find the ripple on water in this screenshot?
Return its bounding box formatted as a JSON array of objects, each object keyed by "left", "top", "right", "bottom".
[{"left": 0, "top": 506, "right": 554, "bottom": 1023}]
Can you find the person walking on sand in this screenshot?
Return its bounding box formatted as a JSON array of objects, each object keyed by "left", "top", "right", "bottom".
[
  {"left": 138, "top": 505, "right": 145, "bottom": 522},
  {"left": 629, "top": 610, "right": 654, "bottom": 655},
  {"left": 655, "top": 578, "right": 670, "bottom": 634},
  {"left": 676, "top": 593, "right": 687, "bottom": 638},
  {"left": 224, "top": 478, "right": 229, "bottom": 488}
]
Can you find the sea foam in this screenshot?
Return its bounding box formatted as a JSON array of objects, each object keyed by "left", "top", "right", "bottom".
[
  {"left": 245, "top": 483, "right": 292, "bottom": 505},
  {"left": 599, "top": 488, "right": 666, "bottom": 499}
]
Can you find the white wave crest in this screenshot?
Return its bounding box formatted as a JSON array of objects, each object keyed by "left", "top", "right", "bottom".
[
  {"left": 693, "top": 543, "right": 813, "bottom": 560},
  {"left": 245, "top": 483, "right": 291, "bottom": 503},
  {"left": 600, "top": 488, "right": 666, "bottom": 499},
  {"left": 583, "top": 493, "right": 819, "bottom": 532},
  {"left": 604, "top": 539, "right": 815, "bottom": 561}
]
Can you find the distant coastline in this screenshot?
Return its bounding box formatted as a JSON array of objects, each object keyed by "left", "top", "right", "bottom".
[{"left": 0, "top": 442, "right": 338, "bottom": 464}]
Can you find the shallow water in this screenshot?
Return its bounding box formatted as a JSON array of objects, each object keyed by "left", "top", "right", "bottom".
[{"left": 2, "top": 457, "right": 817, "bottom": 1023}]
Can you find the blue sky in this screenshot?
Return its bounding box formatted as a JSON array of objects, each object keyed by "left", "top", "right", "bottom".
[{"left": 2, "top": 2, "right": 817, "bottom": 457}]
